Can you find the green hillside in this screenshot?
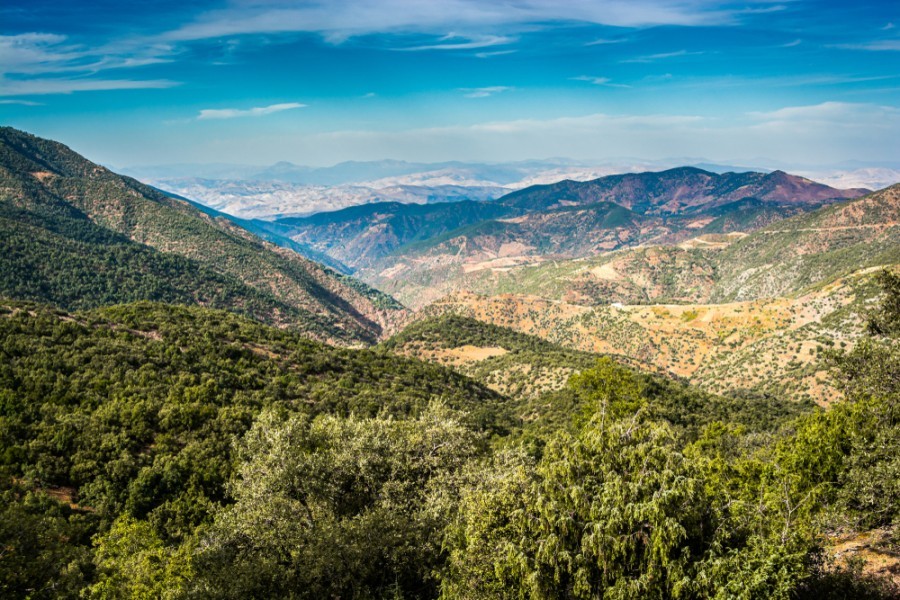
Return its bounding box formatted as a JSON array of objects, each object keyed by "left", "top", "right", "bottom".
[
  {"left": 3, "top": 279, "right": 898, "bottom": 598},
  {"left": 381, "top": 314, "right": 812, "bottom": 434},
  {"left": 0, "top": 127, "right": 405, "bottom": 344},
  {"left": 710, "top": 184, "right": 900, "bottom": 301}
]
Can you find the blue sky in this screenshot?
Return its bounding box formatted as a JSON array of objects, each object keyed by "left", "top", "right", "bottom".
[{"left": 1, "top": 0, "right": 898, "bottom": 167}]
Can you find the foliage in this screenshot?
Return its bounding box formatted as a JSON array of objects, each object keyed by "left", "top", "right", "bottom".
[
  {"left": 87, "top": 516, "right": 194, "bottom": 600},
  {"left": 193, "top": 404, "right": 483, "bottom": 599},
  {"left": 1, "top": 225, "right": 898, "bottom": 597}
]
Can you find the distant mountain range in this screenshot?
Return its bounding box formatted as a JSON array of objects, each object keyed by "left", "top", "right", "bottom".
[
  {"left": 0, "top": 127, "right": 406, "bottom": 344},
  {"left": 121, "top": 158, "right": 900, "bottom": 220},
  {"left": 250, "top": 167, "right": 869, "bottom": 307}
]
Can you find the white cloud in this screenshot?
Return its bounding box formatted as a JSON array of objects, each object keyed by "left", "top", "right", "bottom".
[
  {"left": 0, "top": 77, "right": 179, "bottom": 96},
  {"left": 0, "top": 33, "right": 174, "bottom": 77},
  {"left": 461, "top": 86, "right": 512, "bottom": 98},
  {"left": 196, "top": 102, "right": 307, "bottom": 120},
  {"left": 834, "top": 39, "right": 900, "bottom": 51},
  {"left": 572, "top": 75, "right": 631, "bottom": 88},
  {"left": 621, "top": 49, "right": 704, "bottom": 63},
  {"left": 474, "top": 50, "right": 517, "bottom": 58},
  {"left": 0, "top": 99, "right": 43, "bottom": 106},
  {"left": 398, "top": 34, "right": 515, "bottom": 51},
  {"left": 0, "top": 32, "right": 178, "bottom": 97},
  {"left": 164, "top": 0, "right": 764, "bottom": 43},
  {"left": 747, "top": 101, "right": 900, "bottom": 124},
  {"left": 585, "top": 38, "right": 628, "bottom": 46}
]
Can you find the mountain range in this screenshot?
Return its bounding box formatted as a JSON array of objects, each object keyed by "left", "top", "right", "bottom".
[
  {"left": 4, "top": 128, "right": 900, "bottom": 596},
  {"left": 4, "top": 126, "right": 897, "bottom": 402},
  {"left": 121, "top": 157, "right": 899, "bottom": 221},
  {"left": 259, "top": 167, "right": 866, "bottom": 307}
]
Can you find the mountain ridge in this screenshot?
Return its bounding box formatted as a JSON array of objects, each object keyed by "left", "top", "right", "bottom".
[{"left": 0, "top": 127, "right": 406, "bottom": 344}]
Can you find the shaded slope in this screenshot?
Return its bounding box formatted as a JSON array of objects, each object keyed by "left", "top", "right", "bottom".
[
  {"left": 271, "top": 200, "right": 522, "bottom": 267},
  {"left": 0, "top": 127, "right": 406, "bottom": 344}
]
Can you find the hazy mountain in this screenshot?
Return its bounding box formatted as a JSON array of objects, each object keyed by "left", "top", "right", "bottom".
[
  {"left": 496, "top": 167, "right": 868, "bottom": 214},
  {"left": 0, "top": 127, "right": 406, "bottom": 344},
  {"left": 385, "top": 184, "right": 899, "bottom": 310},
  {"left": 287, "top": 169, "right": 862, "bottom": 306},
  {"left": 266, "top": 200, "right": 523, "bottom": 268}
]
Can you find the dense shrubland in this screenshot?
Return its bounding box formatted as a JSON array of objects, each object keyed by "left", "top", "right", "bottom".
[{"left": 1, "top": 271, "right": 898, "bottom": 598}]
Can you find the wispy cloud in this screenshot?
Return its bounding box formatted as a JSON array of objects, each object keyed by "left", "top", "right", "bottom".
[
  {"left": 398, "top": 34, "right": 515, "bottom": 51},
  {"left": 585, "top": 37, "right": 628, "bottom": 46},
  {"left": 0, "top": 32, "right": 178, "bottom": 97},
  {"left": 461, "top": 86, "right": 512, "bottom": 98},
  {"left": 460, "top": 85, "right": 513, "bottom": 98},
  {"left": 652, "top": 73, "right": 900, "bottom": 90},
  {"left": 0, "top": 33, "right": 174, "bottom": 76},
  {"left": 834, "top": 40, "right": 900, "bottom": 51},
  {"left": 196, "top": 102, "right": 307, "bottom": 120},
  {"left": 621, "top": 49, "right": 704, "bottom": 63},
  {"left": 163, "top": 0, "right": 755, "bottom": 43},
  {"left": 572, "top": 75, "right": 631, "bottom": 88},
  {"left": 747, "top": 101, "right": 900, "bottom": 123},
  {"left": 779, "top": 39, "right": 802, "bottom": 48},
  {"left": 0, "top": 99, "right": 43, "bottom": 106},
  {"left": 474, "top": 49, "right": 517, "bottom": 58},
  {"left": 1, "top": 77, "right": 179, "bottom": 96}
]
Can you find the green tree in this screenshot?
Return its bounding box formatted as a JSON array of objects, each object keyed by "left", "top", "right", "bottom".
[
  {"left": 194, "top": 403, "right": 484, "bottom": 599},
  {"left": 87, "top": 516, "right": 194, "bottom": 600}
]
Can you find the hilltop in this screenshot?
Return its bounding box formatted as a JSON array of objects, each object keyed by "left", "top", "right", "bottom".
[
  {"left": 0, "top": 127, "right": 407, "bottom": 344},
  {"left": 496, "top": 167, "right": 867, "bottom": 213}
]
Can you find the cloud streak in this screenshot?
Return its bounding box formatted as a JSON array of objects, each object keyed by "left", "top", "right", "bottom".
[
  {"left": 461, "top": 86, "right": 512, "bottom": 98},
  {"left": 398, "top": 34, "right": 515, "bottom": 51},
  {"left": 0, "top": 77, "right": 179, "bottom": 96},
  {"left": 621, "top": 49, "right": 703, "bottom": 63},
  {"left": 163, "top": 0, "right": 759, "bottom": 43},
  {"left": 834, "top": 40, "right": 900, "bottom": 51},
  {"left": 196, "top": 102, "right": 307, "bottom": 120},
  {"left": 572, "top": 75, "right": 631, "bottom": 88}
]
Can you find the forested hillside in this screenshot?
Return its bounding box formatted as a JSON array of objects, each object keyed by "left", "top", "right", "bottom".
[
  {"left": 0, "top": 127, "right": 406, "bottom": 344},
  {"left": 2, "top": 271, "right": 898, "bottom": 597}
]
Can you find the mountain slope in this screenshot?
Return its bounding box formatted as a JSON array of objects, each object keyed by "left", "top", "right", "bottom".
[
  {"left": 380, "top": 314, "right": 602, "bottom": 399},
  {"left": 269, "top": 200, "right": 523, "bottom": 268},
  {"left": 419, "top": 269, "right": 883, "bottom": 405},
  {"left": 377, "top": 184, "right": 900, "bottom": 309},
  {"left": 0, "top": 127, "right": 405, "bottom": 344},
  {"left": 496, "top": 167, "right": 867, "bottom": 214},
  {"left": 710, "top": 184, "right": 900, "bottom": 301}
]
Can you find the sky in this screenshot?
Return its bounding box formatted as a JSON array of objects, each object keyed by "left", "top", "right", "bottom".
[{"left": 1, "top": 0, "right": 898, "bottom": 167}]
